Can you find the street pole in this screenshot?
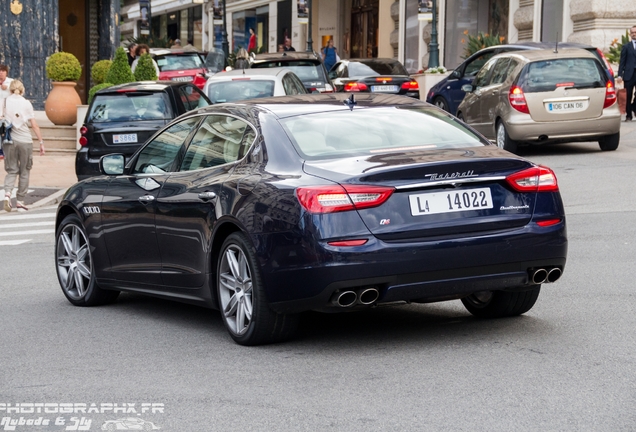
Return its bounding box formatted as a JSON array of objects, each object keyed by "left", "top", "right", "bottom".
[
  {"left": 427, "top": 0, "right": 439, "bottom": 69},
  {"left": 306, "top": 0, "right": 314, "bottom": 52},
  {"left": 221, "top": 0, "right": 229, "bottom": 63}
]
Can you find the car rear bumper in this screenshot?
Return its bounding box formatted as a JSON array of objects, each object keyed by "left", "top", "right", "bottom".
[
  {"left": 261, "top": 223, "right": 567, "bottom": 313},
  {"left": 505, "top": 106, "right": 621, "bottom": 142}
]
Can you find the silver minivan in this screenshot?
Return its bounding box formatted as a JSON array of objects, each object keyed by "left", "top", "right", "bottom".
[{"left": 456, "top": 48, "right": 620, "bottom": 153}]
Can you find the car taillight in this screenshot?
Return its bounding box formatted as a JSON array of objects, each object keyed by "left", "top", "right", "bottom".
[
  {"left": 79, "top": 125, "right": 88, "bottom": 146},
  {"left": 508, "top": 85, "right": 529, "bottom": 114},
  {"left": 505, "top": 166, "right": 558, "bottom": 192},
  {"left": 401, "top": 80, "right": 419, "bottom": 90},
  {"left": 296, "top": 185, "right": 395, "bottom": 214},
  {"left": 603, "top": 80, "right": 617, "bottom": 108},
  {"left": 596, "top": 48, "right": 614, "bottom": 77},
  {"left": 344, "top": 82, "right": 368, "bottom": 92}
]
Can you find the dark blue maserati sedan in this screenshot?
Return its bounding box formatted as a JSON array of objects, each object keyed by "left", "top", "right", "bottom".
[{"left": 54, "top": 93, "right": 567, "bottom": 345}]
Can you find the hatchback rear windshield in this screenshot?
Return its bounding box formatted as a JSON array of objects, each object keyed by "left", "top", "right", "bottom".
[
  {"left": 348, "top": 60, "right": 409, "bottom": 77},
  {"left": 207, "top": 80, "right": 275, "bottom": 103},
  {"left": 279, "top": 107, "right": 484, "bottom": 159},
  {"left": 155, "top": 53, "right": 204, "bottom": 72},
  {"left": 251, "top": 61, "right": 324, "bottom": 82},
  {"left": 518, "top": 58, "right": 606, "bottom": 93},
  {"left": 88, "top": 93, "right": 172, "bottom": 123}
]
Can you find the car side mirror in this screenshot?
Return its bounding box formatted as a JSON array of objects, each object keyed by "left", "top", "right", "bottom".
[
  {"left": 100, "top": 154, "right": 125, "bottom": 175},
  {"left": 461, "top": 84, "right": 474, "bottom": 93}
]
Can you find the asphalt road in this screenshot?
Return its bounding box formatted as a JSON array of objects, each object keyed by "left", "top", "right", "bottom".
[{"left": 1, "top": 125, "right": 636, "bottom": 431}]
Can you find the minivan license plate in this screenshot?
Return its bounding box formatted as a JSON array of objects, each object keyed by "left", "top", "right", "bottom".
[
  {"left": 545, "top": 100, "right": 588, "bottom": 113},
  {"left": 113, "top": 134, "right": 138, "bottom": 144},
  {"left": 409, "top": 188, "right": 493, "bottom": 216}
]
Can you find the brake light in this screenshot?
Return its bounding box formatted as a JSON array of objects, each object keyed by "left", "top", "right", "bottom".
[
  {"left": 344, "top": 82, "right": 368, "bottom": 92},
  {"left": 596, "top": 48, "right": 614, "bottom": 77},
  {"left": 556, "top": 82, "right": 574, "bottom": 87},
  {"left": 296, "top": 185, "right": 394, "bottom": 214},
  {"left": 508, "top": 85, "right": 529, "bottom": 114},
  {"left": 79, "top": 125, "right": 88, "bottom": 146},
  {"left": 401, "top": 80, "right": 419, "bottom": 90},
  {"left": 116, "top": 88, "right": 137, "bottom": 93},
  {"left": 375, "top": 77, "right": 393, "bottom": 82},
  {"left": 603, "top": 80, "right": 617, "bottom": 108},
  {"left": 505, "top": 166, "right": 558, "bottom": 192},
  {"left": 537, "top": 218, "right": 562, "bottom": 227},
  {"left": 327, "top": 239, "right": 369, "bottom": 247}
]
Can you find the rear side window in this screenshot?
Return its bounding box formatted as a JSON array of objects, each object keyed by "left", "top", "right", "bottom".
[
  {"left": 88, "top": 93, "right": 171, "bottom": 122},
  {"left": 206, "top": 80, "right": 275, "bottom": 103},
  {"left": 155, "top": 54, "right": 203, "bottom": 71},
  {"left": 518, "top": 58, "right": 606, "bottom": 93}
]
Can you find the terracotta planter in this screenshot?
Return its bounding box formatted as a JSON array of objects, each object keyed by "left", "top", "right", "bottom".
[
  {"left": 617, "top": 88, "right": 627, "bottom": 115},
  {"left": 45, "top": 82, "right": 82, "bottom": 126}
]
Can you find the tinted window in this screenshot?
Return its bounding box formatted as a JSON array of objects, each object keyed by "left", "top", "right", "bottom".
[
  {"left": 473, "top": 58, "right": 496, "bottom": 88},
  {"left": 518, "top": 58, "right": 606, "bottom": 93},
  {"left": 133, "top": 117, "right": 201, "bottom": 174},
  {"left": 252, "top": 61, "right": 324, "bottom": 81},
  {"left": 348, "top": 60, "right": 409, "bottom": 76},
  {"left": 464, "top": 51, "right": 495, "bottom": 77},
  {"left": 206, "top": 80, "right": 276, "bottom": 103},
  {"left": 155, "top": 53, "right": 203, "bottom": 71},
  {"left": 178, "top": 85, "right": 209, "bottom": 111},
  {"left": 179, "top": 115, "right": 252, "bottom": 171},
  {"left": 88, "top": 93, "right": 172, "bottom": 122},
  {"left": 280, "top": 107, "right": 483, "bottom": 159},
  {"left": 282, "top": 74, "right": 301, "bottom": 95},
  {"left": 490, "top": 58, "right": 512, "bottom": 85}
]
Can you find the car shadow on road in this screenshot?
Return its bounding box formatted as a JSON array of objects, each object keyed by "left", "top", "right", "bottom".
[{"left": 516, "top": 142, "right": 601, "bottom": 157}]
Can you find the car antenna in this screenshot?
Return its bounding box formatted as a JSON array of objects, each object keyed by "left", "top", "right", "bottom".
[
  {"left": 343, "top": 94, "right": 357, "bottom": 111},
  {"left": 554, "top": 33, "right": 559, "bottom": 53}
]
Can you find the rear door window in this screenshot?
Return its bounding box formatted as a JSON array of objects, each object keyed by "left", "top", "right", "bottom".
[
  {"left": 178, "top": 85, "right": 210, "bottom": 111},
  {"left": 88, "top": 92, "right": 172, "bottom": 122},
  {"left": 490, "top": 58, "right": 512, "bottom": 85},
  {"left": 472, "top": 58, "right": 497, "bottom": 88},
  {"left": 518, "top": 58, "right": 606, "bottom": 93},
  {"left": 463, "top": 51, "right": 496, "bottom": 77}
]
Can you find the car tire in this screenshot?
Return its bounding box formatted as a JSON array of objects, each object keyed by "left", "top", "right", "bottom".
[
  {"left": 55, "top": 214, "right": 120, "bottom": 306},
  {"left": 496, "top": 121, "right": 519, "bottom": 154},
  {"left": 461, "top": 285, "right": 541, "bottom": 319},
  {"left": 217, "top": 232, "right": 299, "bottom": 346},
  {"left": 456, "top": 112, "right": 465, "bottom": 122},
  {"left": 598, "top": 131, "right": 620, "bottom": 151},
  {"left": 433, "top": 97, "right": 450, "bottom": 112}
]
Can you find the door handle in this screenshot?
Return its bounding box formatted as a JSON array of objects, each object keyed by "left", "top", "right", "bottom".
[
  {"left": 198, "top": 191, "right": 217, "bottom": 201},
  {"left": 138, "top": 195, "right": 155, "bottom": 203}
]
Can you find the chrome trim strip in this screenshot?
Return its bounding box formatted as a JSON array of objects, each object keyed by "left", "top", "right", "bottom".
[{"left": 395, "top": 176, "right": 507, "bottom": 190}]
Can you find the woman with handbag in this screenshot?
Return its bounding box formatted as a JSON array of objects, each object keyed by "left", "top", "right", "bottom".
[{"left": 2, "top": 80, "right": 45, "bottom": 212}]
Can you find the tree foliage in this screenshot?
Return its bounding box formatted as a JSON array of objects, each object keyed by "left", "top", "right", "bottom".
[
  {"left": 606, "top": 31, "right": 630, "bottom": 64},
  {"left": 105, "top": 47, "right": 135, "bottom": 85},
  {"left": 128, "top": 35, "right": 172, "bottom": 49},
  {"left": 462, "top": 32, "right": 506, "bottom": 59}
]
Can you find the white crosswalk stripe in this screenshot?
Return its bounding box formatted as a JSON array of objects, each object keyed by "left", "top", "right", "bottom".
[{"left": 0, "top": 209, "right": 57, "bottom": 246}]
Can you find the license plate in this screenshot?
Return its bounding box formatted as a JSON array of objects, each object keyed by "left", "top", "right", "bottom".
[
  {"left": 113, "top": 134, "right": 138, "bottom": 144},
  {"left": 545, "top": 100, "right": 588, "bottom": 113},
  {"left": 371, "top": 85, "right": 398, "bottom": 93},
  {"left": 409, "top": 188, "right": 493, "bottom": 216},
  {"left": 172, "top": 76, "right": 193, "bottom": 82}
]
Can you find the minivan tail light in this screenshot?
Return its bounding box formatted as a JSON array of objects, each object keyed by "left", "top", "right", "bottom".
[
  {"left": 506, "top": 166, "right": 559, "bottom": 192},
  {"left": 509, "top": 85, "right": 530, "bottom": 114},
  {"left": 296, "top": 185, "right": 395, "bottom": 213},
  {"left": 603, "top": 81, "right": 617, "bottom": 109},
  {"left": 401, "top": 80, "right": 419, "bottom": 90},
  {"left": 344, "top": 82, "right": 368, "bottom": 92}
]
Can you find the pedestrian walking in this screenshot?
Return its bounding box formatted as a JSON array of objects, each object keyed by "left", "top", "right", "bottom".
[
  {"left": 321, "top": 38, "right": 339, "bottom": 72},
  {"left": 127, "top": 43, "right": 138, "bottom": 66},
  {"left": 283, "top": 37, "right": 296, "bottom": 52},
  {"left": 131, "top": 44, "right": 160, "bottom": 77},
  {"left": 0, "top": 64, "right": 13, "bottom": 160},
  {"left": 171, "top": 39, "right": 182, "bottom": 49},
  {"left": 183, "top": 38, "right": 197, "bottom": 51},
  {"left": 618, "top": 25, "right": 636, "bottom": 121},
  {"left": 2, "top": 80, "right": 45, "bottom": 212}
]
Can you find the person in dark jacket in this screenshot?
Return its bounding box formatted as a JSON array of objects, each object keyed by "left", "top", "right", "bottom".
[{"left": 618, "top": 25, "right": 636, "bottom": 121}]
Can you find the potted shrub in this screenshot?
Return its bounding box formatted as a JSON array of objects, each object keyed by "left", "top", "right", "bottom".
[
  {"left": 106, "top": 47, "right": 135, "bottom": 85},
  {"left": 44, "top": 52, "right": 82, "bottom": 125},
  {"left": 133, "top": 53, "right": 158, "bottom": 81}
]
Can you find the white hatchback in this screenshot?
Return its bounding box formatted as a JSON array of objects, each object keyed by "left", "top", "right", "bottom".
[{"left": 204, "top": 68, "right": 307, "bottom": 104}]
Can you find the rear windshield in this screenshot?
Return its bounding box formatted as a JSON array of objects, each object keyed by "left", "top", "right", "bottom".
[
  {"left": 279, "top": 107, "right": 484, "bottom": 159},
  {"left": 518, "top": 58, "right": 606, "bottom": 93},
  {"left": 88, "top": 93, "right": 171, "bottom": 123},
  {"left": 155, "top": 53, "right": 203, "bottom": 72},
  {"left": 251, "top": 61, "right": 324, "bottom": 82},
  {"left": 206, "top": 80, "right": 275, "bottom": 103},
  {"left": 348, "top": 60, "right": 409, "bottom": 77}
]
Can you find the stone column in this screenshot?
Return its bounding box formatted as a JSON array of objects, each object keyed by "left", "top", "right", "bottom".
[
  {"left": 512, "top": 0, "right": 534, "bottom": 42},
  {"left": 568, "top": 0, "right": 636, "bottom": 51}
]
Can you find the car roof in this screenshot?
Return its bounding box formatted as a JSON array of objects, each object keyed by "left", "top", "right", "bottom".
[
  {"left": 252, "top": 51, "right": 321, "bottom": 62},
  {"left": 96, "top": 81, "right": 186, "bottom": 93},
  {"left": 207, "top": 68, "right": 294, "bottom": 81},
  {"left": 498, "top": 47, "right": 598, "bottom": 62}
]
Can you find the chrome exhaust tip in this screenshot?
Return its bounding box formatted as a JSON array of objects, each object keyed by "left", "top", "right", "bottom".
[
  {"left": 357, "top": 288, "right": 379, "bottom": 305},
  {"left": 546, "top": 267, "right": 562, "bottom": 283},
  {"left": 531, "top": 268, "right": 548, "bottom": 284},
  {"left": 331, "top": 291, "right": 357, "bottom": 308}
]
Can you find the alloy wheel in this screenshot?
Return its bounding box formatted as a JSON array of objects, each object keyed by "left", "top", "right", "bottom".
[
  {"left": 496, "top": 123, "right": 506, "bottom": 149},
  {"left": 56, "top": 224, "right": 92, "bottom": 301},
  {"left": 218, "top": 244, "right": 254, "bottom": 336}
]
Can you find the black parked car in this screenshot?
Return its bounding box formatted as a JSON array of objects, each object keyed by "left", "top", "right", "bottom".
[
  {"left": 76, "top": 82, "right": 210, "bottom": 181},
  {"left": 328, "top": 58, "right": 420, "bottom": 99},
  {"left": 249, "top": 51, "right": 334, "bottom": 93},
  {"left": 56, "top": 94, "right": 567, "bottom": 346}
]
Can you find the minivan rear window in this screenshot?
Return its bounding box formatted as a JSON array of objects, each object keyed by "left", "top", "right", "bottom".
[
  {"left": 88, "top": 93, "right": 172, "bottom": 122},
  {"left": 206, "top": 80, "right": 275, "bottom": 103},
  {"left": 518, "top": 58, "right": 605, "bottom": 93}
]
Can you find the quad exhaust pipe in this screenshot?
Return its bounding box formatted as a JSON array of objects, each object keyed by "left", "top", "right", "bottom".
[
  {"left": 331, "top": 288, "right": 380, "bottom": 308},
  {"left": 530, "top": 267, "right": 562, "bottom": 284}
]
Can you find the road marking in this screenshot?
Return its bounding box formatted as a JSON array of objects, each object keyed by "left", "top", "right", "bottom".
[
  {"left": 0, "top": 239, "right": 31, "bottom": 246},
  {"left": 0, "top": 212, "right": 56, "bottom": 220},
  {"left": 0, "top": 221, "right": 55, "bottom": 229},
  {"left": 0, "top": 229, "right": 55, "bottom": 237}
]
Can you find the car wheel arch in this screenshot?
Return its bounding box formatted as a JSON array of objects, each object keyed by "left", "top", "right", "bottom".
[
  {"left": 208, "top": 219, "right": 248, "bottom": 305},
  {"left": 55, "top": 204, "right": 83, "bottom": 233}
]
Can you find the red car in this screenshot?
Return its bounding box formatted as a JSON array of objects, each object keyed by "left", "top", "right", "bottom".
[{"left": 151, "top": 49, "right": 208, "bottom": 89}]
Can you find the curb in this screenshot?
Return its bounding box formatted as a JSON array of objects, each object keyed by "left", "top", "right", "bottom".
[{"left": 30, "top": 188, "right": 67, "bottom": 210}]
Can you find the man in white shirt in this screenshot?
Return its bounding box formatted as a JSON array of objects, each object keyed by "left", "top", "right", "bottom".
[{"left": 0, "top": 64, "right": 13, "bottom": 101}]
